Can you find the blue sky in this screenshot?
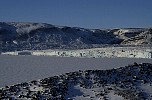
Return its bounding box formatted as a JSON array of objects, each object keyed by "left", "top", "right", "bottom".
[{"left": 0, "top": 0, "right": 152, "bottom": 28}]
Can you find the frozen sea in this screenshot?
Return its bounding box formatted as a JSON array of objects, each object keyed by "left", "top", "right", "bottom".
[{"left": 0, "top": 55, "right": 152, "bottom": 87}]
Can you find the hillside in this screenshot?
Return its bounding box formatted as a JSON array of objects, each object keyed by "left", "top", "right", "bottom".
[
  {"left": 0, "top": 63, "right": 152, "bottom": 99},
  {"left": 0, "top": 22, "right": 152, "bottom": 52}
]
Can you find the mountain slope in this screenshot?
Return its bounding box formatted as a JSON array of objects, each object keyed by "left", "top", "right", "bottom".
[{"left": 0, "top": 22, "right": 152, "bottom": 51}]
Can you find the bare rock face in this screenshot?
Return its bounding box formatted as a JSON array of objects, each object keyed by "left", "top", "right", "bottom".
[
  {"left": 121, "top": 29, "right": 152, "bottom": 45},
  {"left": 0, "top": 22, "right": 152, "bottom": 52}
]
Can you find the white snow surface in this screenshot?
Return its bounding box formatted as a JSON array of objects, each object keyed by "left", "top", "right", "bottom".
[
  {"left": 140, "top": 83, "right": 152, "bottom": 98},
  {"left": 0, "top": 55, "right": 152, "bottom": 88}
]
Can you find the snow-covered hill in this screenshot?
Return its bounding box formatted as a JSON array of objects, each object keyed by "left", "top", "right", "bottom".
[
  {"left": 0, "top": 63, "right": 152, "bottom": 99},
  {"left": 0, "top": 22, "right": 152, "bottom": 52}
]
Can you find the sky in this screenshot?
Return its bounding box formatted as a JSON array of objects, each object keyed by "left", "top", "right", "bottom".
[{"left": 0, "top": 0, "right": 152, "bottom": 29}]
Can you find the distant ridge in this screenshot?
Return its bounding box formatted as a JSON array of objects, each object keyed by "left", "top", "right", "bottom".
[{"left": 0, "top": 22, "right": 152, "bottom": 52}]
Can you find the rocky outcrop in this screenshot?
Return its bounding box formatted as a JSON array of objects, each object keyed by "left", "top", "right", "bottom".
[{"left": 0, "top": 63, "right": 152, "bottom": 99}]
